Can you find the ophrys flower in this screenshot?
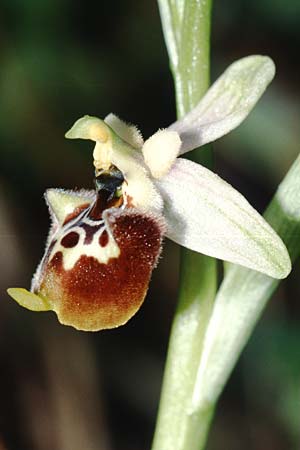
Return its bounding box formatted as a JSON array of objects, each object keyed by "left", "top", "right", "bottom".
[{"left": 7, "top": 55, "right": 291, "bottom": 331}]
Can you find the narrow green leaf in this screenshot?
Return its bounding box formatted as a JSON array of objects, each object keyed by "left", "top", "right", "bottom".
[
  {"left": 157, "top": 0, "right": 183, "bottom": 71},
  {"left": 190, "top": 153, "right": 300, "bottom": 412}
]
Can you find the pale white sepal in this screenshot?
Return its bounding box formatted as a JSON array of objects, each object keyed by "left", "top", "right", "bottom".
[
  {"left": 104, "top": 113, "right": 144, "bottom": 149},
  {"left": 45, "top": 189, "right": 95, "bottom": 225},
  {"left": 169, "top": 55, "right": 275, "bottom": 154},
  {"left": 156, "top": 158, "right": 291, "bottom": 278},
  {"left": 142, "top": 129, "right": 182, "bottom": 179}
]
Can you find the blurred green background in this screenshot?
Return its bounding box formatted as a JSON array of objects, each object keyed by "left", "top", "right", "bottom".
[{"left": 0, "top": 1, "right": 300, "bottom": 449}]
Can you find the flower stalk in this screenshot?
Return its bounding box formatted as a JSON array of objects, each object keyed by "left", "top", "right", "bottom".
[{"left": 152, "top": 1, "right": 216, "bottom": 450}]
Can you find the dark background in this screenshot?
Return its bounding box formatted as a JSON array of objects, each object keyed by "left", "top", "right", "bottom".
[{"left": 0, "top": 1, "right": 300, "bottom": 449}]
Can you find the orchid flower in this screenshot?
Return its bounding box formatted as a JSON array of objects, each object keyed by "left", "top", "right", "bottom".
[{"left": 7, "top": 55, "right": 291, "bottom": 331}]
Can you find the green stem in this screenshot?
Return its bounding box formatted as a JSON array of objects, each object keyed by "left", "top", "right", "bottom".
[
  {"left": 152, "top": 2, "right": 215, "bottom": 450},
  {"left": 174, "top": 0, "right": 212, "bottom": 118},
  {"left": 152, "top": 255, "right": 216, "bottom": 450}
]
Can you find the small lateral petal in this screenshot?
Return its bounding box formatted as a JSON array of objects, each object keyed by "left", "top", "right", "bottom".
[
  {"left": 156, "top": 158, "right": 291, "bottom": 279},
  {"left": 7, "top": 288, "right": 51, "bottom": 311},
  {"left": 169, "top": 55, "right": 275, "bottom": 154},
  {"left": 104, "top": 113, "right": 144, "bottom": 149},
  {"left": 142, "top": 129, "right": 181, "bottom": 179}
]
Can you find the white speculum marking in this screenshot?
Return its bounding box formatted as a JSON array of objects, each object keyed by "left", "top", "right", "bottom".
[{"left": 49, "top": 215, "right": 120, "bottom": 271}]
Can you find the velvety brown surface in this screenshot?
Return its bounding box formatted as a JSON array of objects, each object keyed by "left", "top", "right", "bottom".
[{"left": 39, "top": 210, "right": 164, "bottom": 331}]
